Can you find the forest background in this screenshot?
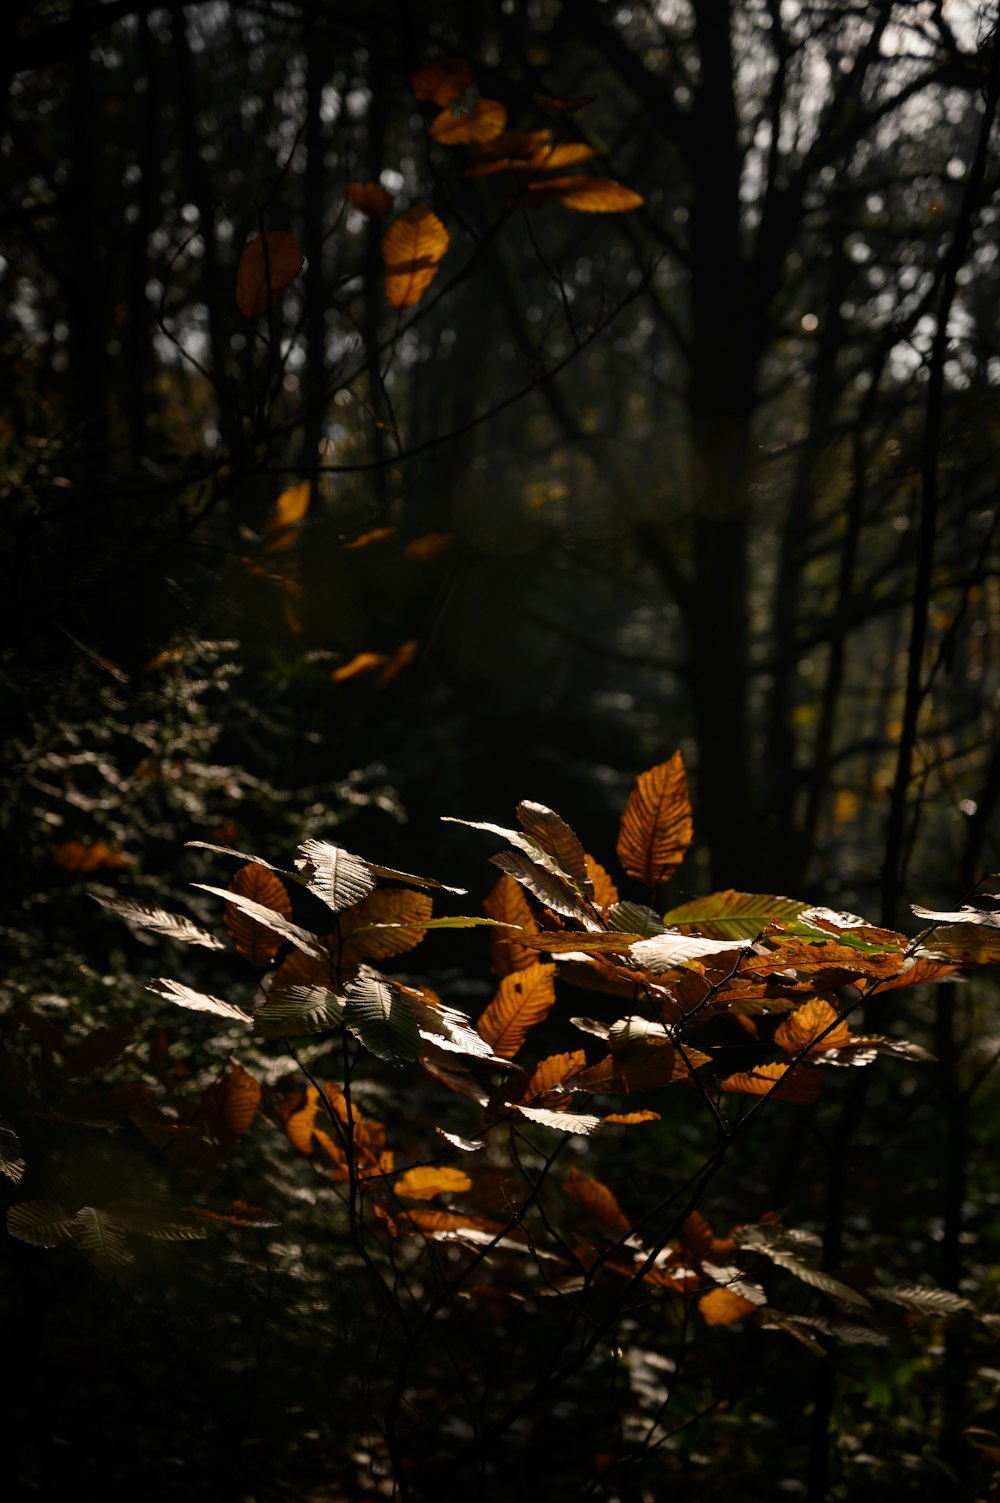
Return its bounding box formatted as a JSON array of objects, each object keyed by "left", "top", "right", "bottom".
[{"left": 3, "top": 1, "right": 1000, "bottom": 1500}]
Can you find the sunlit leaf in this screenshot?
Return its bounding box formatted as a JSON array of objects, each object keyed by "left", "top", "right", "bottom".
[
  {"left": 699, "top": 1287, "right": 760, "bottom": 1326},
  {"left": 913, "top": 901, "right": 1000, "bottom": 928},
  {"left": 404, "top": 990, "right": 510, "bottom": 1064},
  {"left": 436, "top": 1127, "right": 484, "bottom": 1152},
  {"left": 236, "top": 231, "right": 304, "bottom": 319},
  {"left": 517, "top": 929, "right": 643, "bottom": 955},
  {"left": 740, "top": 937, "right": 904, "bottom": 983},
  {"left": 224, "top": 863, "right": 293, "bottom": 965},
  {"left": 431, "top": 98, "right": 507, "bottom": 145},
  {"left": 412, "top": 54, "right": 474, "bottom": 105},
  {"left": 518, "top": 175, "right": 643, "bottom": 211},
  {"left": 818, "top": 1035, "right": 935, "bottom": 1067},
  {"left": 564, "top": 1167, "right": 630, "bottom": 1237},
  {"left": 872, "top": 1283, "right": 974, "bottom": 1315},
  {"left": 774, "top": 999, "right": 850, "bottom": 1055},
  {"left": 617, "top": 752, "right": 692, "bottom": 887},
  {"left": 484, "top": 872, "right": 539, "bottom": 975},
  {"left": 0, "top": 1122, "right": 26, "bottom": 1183},
  {"left": 294, "top": 839, "right": 376, "bottom": 915},
  {"left": 384, "top": 206, "right": 449, "bottom": 309},
  {"left": 516, "top": 800, "right": 593, "bottom": 894},
  {"left": 604, "top": 1109, "right": 661, "bottom": 1125},
  {"left": 721, "top": 1061, "right": 822, "bottom": 1105},
  {"left": 188, "top": 1201, "right": 281, "bottom": 1229},
  {"left": 145, "top": 978, "right": 252, "bottom": 1025},
  {"left": 915, "top": 922, "right": 1000, "bottom": 965},
  {"left": 397, "top": 1208, "right": 504, "bottom": 1239},
  {"left": 90, "top": 894, "right": 228, "bottom": 952},
  {"left": 607, "top": 900, "right": 665, "bottom": 937},
  {"left": 662, "top": 889, "right": 806, "bottom": 940},
  {"left": 345, "top": 181, "right": 394, "bottom": 219},
  {"left": 491, "top": 849, "right": 591, "bottom": 922},
  {"left": 6, "top": 1200, "right": 76, "bottom": 1247},
  {"left": 283, "top": 1085, "right": 320, "bottom": 1153},
  {"left": 344, "top": 973, "right": 421, "bottom": 1064},
  {"left": 524, "top": 143, "right": 597, "bottom": 170},
  {"left": 476, "top": 961, "right": 556, "bottom": 1059},
  {"left": 873, "top": 955, "right": 958, "bottom": 990},
  {"left": 574, "top": 1037, "right": 679, "bottom": 1096},
  {"left": 254, "top": 983, "right": 345, "bottom": 1038},
  {"left": 513, "top": 1104, "right": 602, "bottom": 1133},
  {"left": 523, "top": 1050, "right": 587, "bottom": 1102},
  {"left": 630, "top": 932, "right": 749, "bottom": 971},
  {"left": 367, "top": 862, "right": 467, "bottom": 896},
  {"left": 395, "top": 1166, "right": 473, "bottom": 1200}
]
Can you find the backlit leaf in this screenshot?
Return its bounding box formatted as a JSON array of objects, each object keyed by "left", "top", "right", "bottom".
[
  {"left": 564, "top": 1167, "right": 630, "bottom": 1237},
  {"left": 630, "top": 932, "right": 749, "bottom": 970},
  {"left": 604, "top": 1110, "right": 660, "bottom": 1124},
  {"left": 341, "top": 888, "right": 433, "bottom": 963},
  {"left": 236, "top": 231, "right": 304, "bottom": 319},
  {"left": 431, "top": 98, "right": 506, "bottom": 145},
  {"left": 874, "top": 955, "right": 958, "bottom": 990},
  {"left": 476, "top": 961, "right": 556, "bottom": 1059},
  {"left": 915, "top": 923, "right": 1000, "bottom": 965},
  {"left": 395, "top": 1166, "right": 472, "bottom": 1200},
  {"left": 294, "top": 839, "right": 376, "bottom": 915},
  {"left": 397, "top": 1208, "right": 504, "bottom": 1239},
  {"left": 188, "top": 1201, "right": 281, "bottom": 1229},
  {"left": 345, "top": 181, "right": 394, "bottom": 219},
  {"left": 523, "top": 1050, "right": 587, "bottom": 1102},
  {"left": 342, "top": 525, "right": 397, "bottom": 550},
  {"left": 262, "top": 480, "right": 310, "bottom": 554},
  {"left": 662, "top": 889, "right": 806, "bottom": 940},
  {"left": 775, "top": 999, "right": 850, "bottom": 1055},
  {"left": 740, "top": 937, "right": 904, "bottom": 983},
  {"left": 491, "top": 849, "right": 591, "bottom": 922},
  {"left": 617, "top": 752, "right": 693, "bottom": 887},
  {"left": 524, "top": 143, "right": 597, "bottom": 170},
  {"left": 412, "top": 54, "right": 474, "bottom": 105},
  {"left": 516, "top": 800, "right": 592, "bottom": 894},
  {"left": 484, "top": 872, "right": 539, "bottom": 975},
  {"left": 283, "top": 1085, "right": 320, "bottom": 1153},
  {"left": 212, "top": 1061, "right": 261, "bottom": 1140},
  {"left": 699, "top": 1287, "right": 759, "bottom": 1326},
  {"left": 145, "top": 978, "right": 252, "bottom": 1025},
  {"left": 344, "top": 973, "right": 421, "bottom": 1064},
  {"left": 7, "top": 1200, "right": 76, "bottom": 1247},
  {"left": 585, "top": 854, "right": 619, "bottom": 911},
  {"left": 90, "top": 894, "right": 227, "bottom": 952},
  {"left": 222, "top": 864, "right": 294, "bottom": 965},
  {"left": 332, "top": 652, "right": 389, "bottom": 682},
  {"left": 518, "top": 175, "right": 643, "bottom": 211},
  {"left": 721, "top": 1061, "right": 822, "bottom": 1105},
  {"left": 912, "top": 901, "right": 1000, "bottom": 928},
  {"left": 384, "top": 206, "right": 449, "bottom": 310},
  {"left": 607, "top": 900, "right": 665, "bottom": 937},
  {"left": 516, "top": 930, "right": 643, "bottom": 955}
]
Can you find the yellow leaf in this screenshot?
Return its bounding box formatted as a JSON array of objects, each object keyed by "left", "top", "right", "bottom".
[
  {"left": 398, "top": 1208, "right": 504, "bottom": 1239},
  {"left": 476, "top": 961, "right": 556, "bottom": 1059},
  {"left": 375, "top": 638, "right": 418, "bottom": 689},
  {"left": 283, "top": 1085, "right": 319, "bottom": 1153},
  {"left": 483, "top": 873, "right": 539, "bottom": 975},
  {"left": 340, "top": 887, "right": 433, "bottom": 964},
  {"left": 524, "top": 143, "right": 597, "bottom": 170},
  {"left": 699, "top": 1287, "right": 759, "bottom": 1326},
  {"left": 523, "top": 1050, "right": 587, "bottom": 1103},
  {"left": 616, "top": 751, "right": 693, "bottom": 887},
  {"left": 342, "top": 525, "right": 397, "bottom": 550},
  {"left": 604, "top": 1110, "right": 660, "bottom": 1124},
  {"left": 584, "top": 853, "right": 619, "bottom": 911},
  {"left": 332, "top": 651, "right": 389, "bottom": 683},
  {"left": 519, "top": 176, "right": 644, "bottom": 212},
  {"left": 564, "top": 1167, "right": 631, "bottom": 1238},
  {"left": 412, "top": 55, "right": 474, "bottom": 105},
  {"left": 262, "top": 480, "right": 310, "bottom": 554},
  {"left": 235, "top": 231, "right": 304, "bottom": 319},
  {"left": 345, "top": 181, "right": 394, "bottom": 219},
  {"left": 404, "top": 530, "right": 456, "bottom": 561},
  {"left": 832, "top": 788, "right": 860, "bottom": 824},
  {"left": 431, "top": 98, "right": 507, "bottom": 146},
  {"left": 395, "top": 1166, "right": 473, "bottom": 1200},
  {"left": 383, "top": 205, "right": 449, "bottom": 309},
  {"left": 775, "top": 999, "right": 850, "bottom": 1056},
  {"left": 721, "top": 1061, "right": 823, "bottom": 1106},
  {"left": 225, "top": 863, "right": 292, "bottom": 965}
]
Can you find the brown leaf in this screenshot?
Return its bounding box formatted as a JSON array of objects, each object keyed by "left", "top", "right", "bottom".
[
  {"left": 412, "top": 55, "right": 474, "bottom": 105},
  {"left": 476, "top": 961, "right": 556, "bottom": 1059},
  {"left": 775, "top": 999, "right": 850, "bottom": 1056},
  {"left": 564, "top": 1167, "right": 631, "bottom": 1238},
  {"left": 189, "top": 1200, "right": 280, "bottom": 1229},
  {"left": 699, "top": 1287, "right": 759, "bottom": 1326},
  {"left": 538, "top": 95, "right": 596, "bottom": 113},
  {"left": 721, "top": 1061, "right": 823, "bottom": 1106},
  {"left": 340, "top": 887, "right": 433, "bottom": 963},
  {"left": 55, "top": 839, "right": 129, "bottom": 872},
  {"left": 384, "top": 206, "right": 449, "bottom": 309},
  {"left": 478, "top": 128, "right": 552, "bottom": 159},
  {"left": 204, "top": 1061, "right": 262, "bottom": 1142},
  {"left": 395, "top": 1166, "right": 473, "bottom": 1201},
  {"left": 236, "top": 231, "right": 304, "bottom": 319},
  {"left": 516, "top": 800, "right": 592, "bottom": 894},
  {"left": 741, "top": 938, "right": 904, "bottom": 985},
  {"left": 346, "top": 181, "right": 394, "bottom": 219},
  {"left": 873, "top": 956, "right": 958, "bottom": 990},
  {"left": 491, "top": 848, "right": 590, "bottom": 922},
  {"left": 484, "top": 873, "right": 538, "bottom": 975},
  {"left": 518, "top": 176, "right": 643, "bottom": 211},
  {"left": 332, "top": 651, "right": 389, "bottom": 683},
  {"left": 574, "top": 1036, "right": 678, "bottom": 1095},
  {"left": 522, "top": 1050, "right": 587, "bottom": 1104},
  {"left": 585, "top": 854, "right": 619, "bottom": 912},
  {"left": 431, "top": 98, "right": 507, "bottom": 145},
  {"left": 617, "top": 752, "right": 693, "bottom": 888},
  {"left": 225, "top": 863, "right": 292, "bottom": 965}
]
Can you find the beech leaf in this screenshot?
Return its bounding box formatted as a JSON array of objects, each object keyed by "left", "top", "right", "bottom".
[
  {"left": 90, "top": 894, "right": 227, "bottom": 952},
  {"left": 235, "top": 231, "right": 304, "bottom": 319},
  {"left": 145, "top": 978, "right": 252, "bottom": 1024},
  {"left": 344, "top": 973, "right": 421, "bottom": 1065},
  {"left": 617, "top": 752, "right": 693, "bottom": 888},
  {"left": 383, "top": 206, "right": 449, "bottom": 309}
]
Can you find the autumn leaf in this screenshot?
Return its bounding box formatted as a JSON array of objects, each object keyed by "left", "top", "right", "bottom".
[
  {"left": 699, "top": 1287, "right": 759, "bottom": 1326},
  {"left": 662, "top": 889, "right": 806, "bottom": 940},
  {"left": 340, "top": 888, "right": 433, "bottom": 964},
  {"left": 476, "top": 961, "right": 556, "bottom": 1059},
  {"left": 517, "top": 176, "right": 644, "bottom": 211},
  {"left": 283, "top": 1085, "right": 320, "bottom": 1154},
  {"left": 516, "top": 800, "right": 592, "bottom": 894},
  {"left": 225, "top": 863, "right": 293, "bottom": 965},
  {"left": 342, "top": 525, "right": 397, "bottom": 550},
  {"left": 617, "top": 752, "right": 693, "bottom": 888},
  {"left": 404, "top": 530, "right": 456, "bottom": 561},
  {"left": 483, "top": 872, "right": 538, "bottom": 975},
  {"left": 375, "top": 638, "right": 418, "bottom": 689},
  {"left": 203, "top": 1061, "right": 261, "bottom": 1142},
  {"left": 523, "top": 143, "right": 597, "bottom": 170},
  {"left": 538, "top": 95, "right": 596, "bottom": 112},
  {"left": 332, "top": 651, "right": 389, "bottom": 682},
  {"left": 604, "top": 1110, "right": 660, "bottom": 1125},
  {"left": 585, "top": 854, "right": 619, "bottom": 912},
  {"left": 394, "top": 1166, "right": 473, "bottom": 1201},
  {"left": 431, "top": 98, "right": 507, "bottom": 145},
  {"left": 522, "top": 1050, "right": 586, "bottom": 1103},
  {"left": 235, "top": 231, "right": 304, "bottom": 319},
  {"left": 564, "top": 1167, "right": 631, "bottom": 1238},
  {"left": 262, "top": 480, "right": 310, "bottom": 554},
  {"left": 412, "top": 55, "right": 474, "bottom": 105},
  {"left": 384, "top": 206, "right": 449, "bottom": 309},
  {"left": 188, "top": 1201, "right": 281, "bottom": 1229},
  {"left": 55, "top": 839, "right": 129, "bottom": 872},
  {"left": 346, "top": 181, "right": 394, "bottom": 219},
  {"left": 397, "top": 1208, "right": 505, "bottom": 1240},
  {"left": 774, "top": 999, "right": 850, "bottom": 1056},
  {"left": 721, "top": 1061, "right": 823, "bottom": 1106}
]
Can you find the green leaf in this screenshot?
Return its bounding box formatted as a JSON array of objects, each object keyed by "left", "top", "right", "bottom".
[
  {"left": 344, "top": 973, "right": 421, "bottom": 1064},
  {"left": 7, "top": 1200, "right": 76, "bottom": 1247},
  {"left": 662, "top": 890, "right": 806, "bottom": 940},
  {"left": 72, "top": 1207, "right": 133, "bottom": 1273},
  {"left": 146, "top": 978, "right": 253, "bottom": 1024},
  {"left": 90, "top": 894, "right": 228, "bottom": 951},
  {"left": 295, "top": 839, "right": 376, "bottom": 914},
  {"left": 607, "top": 901, "right": 666, "bottom": 938},
  {"left": 254, "top": 984, "right": 345, "bottom": 1038}
]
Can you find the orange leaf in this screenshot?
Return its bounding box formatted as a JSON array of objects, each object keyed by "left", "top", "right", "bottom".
[
  {"left": 874, "top": 956, "right": 958, "bottom": 990},
  {"left": 775, "top": 999, "right": 851, "bottom": 1056},
  {"left": 384, "top": 205, "right": 449, "bottom": 310},
  {"left": 262, "top": 480, "right": 310, "bottom": 554},
  {"left": 397, "top": 1208, "right": 504, "bottom": 1239},
  {"left": 721, "top": 1061, "right": 823, "bottom": 1106},
  {"left": 516, "top": 800, "right": 591, "bottom": 893},
  {"left": 283, "top": 1085, "right": 320, "bottom": 1153},
  {"left": 345, "top": 181, "right": 394, "bottom": 219},
  {"left": 375, "top": 638, "right": 418, "bottom": 689},
  {"left": 340, "top": 887, "right": 433, "bottom": 963},
  {"left": 476, "top": 961, "right": 556, "bottom": 1059},
  {"left": 483, "top": 873, "right": 539, "bottom": 975},
  {"left": 699, "top": 1287, "right": 759, "bottom": 1326},
  {"left": 519, "top": 176, "right": 644, "bottom": 212},
  {"left": 395, "top": 1166, "right": 473, "bottom": 1200},
  {"left": 523, "top": 1050, "right": 587, "bottom": 1103},
  {"left": 332, "top": 651, "right": 389, "bottom": 683},
  {"left": 564, "top": 1167, "right": 631, "bottom": 1238},
  {"left": 431, "top": 98, "right": 507, "bottom": 146},
  {"left": 604, "top": 1110, "right": 660, "bottom": 1124},
  {"left": 204, "top": 1061, "right": 261, "bottom": 1142},
  {"left": 479, "top": 128, "right": 552, "bottom": 159},
  {"left": 741, "top": 938, "right": 903, "bottom": 984},
  {"left": 584, "top": 853, "right": 619, "bottom": 911},
  {"left": 235, "top": 231, "right": 304, "bottom": 319},
  {"left": 54, "top": 839, "right": 129, "bottom": 872},
  {"left": 342, "top": 525, "right": 397, "bottom": 550},
  {"left": 404, "top": 530, "right": 456, "bottom": 561},
  {"left": 225, "top": 863, "right": 292, "bottom": 965},
  {"left": 412, "top": 55, "right": 474, "bottom": 105},
  {"left": 523, "top": 143, "right": 597, "bottom": 170},
  {"left": 617, "top": 751, "right": 693, "bottom": 888}
]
